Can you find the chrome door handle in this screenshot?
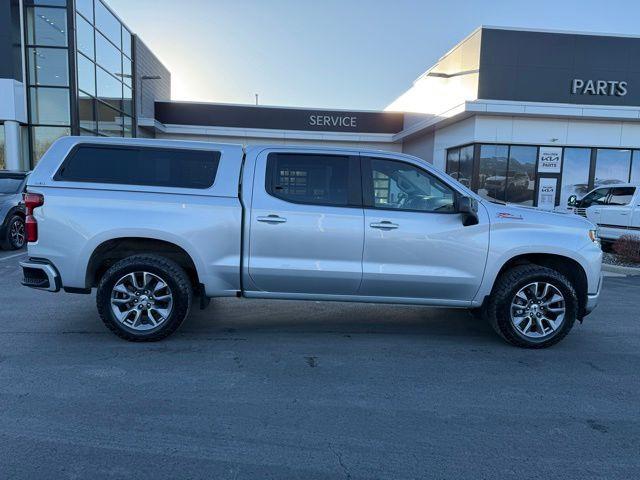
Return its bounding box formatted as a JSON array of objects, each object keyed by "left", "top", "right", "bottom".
[
  {"left": 257, "top": 215, "right": 287, "bottom": 224},
  {"left": 370, "top": 221, "right": 399, "bottom": 230}
]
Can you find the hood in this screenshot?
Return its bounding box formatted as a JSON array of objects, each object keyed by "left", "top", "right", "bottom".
[{"left": 481, "top": 200, "right": 595, "bottom": 230}]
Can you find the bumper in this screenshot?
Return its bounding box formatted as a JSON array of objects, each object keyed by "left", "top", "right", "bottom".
[
  {"left": 20, "top": 259, "right": 61, "bottom": 292},
  {"left": 584, "top": 273, "right": 603, "bottom": 316}
]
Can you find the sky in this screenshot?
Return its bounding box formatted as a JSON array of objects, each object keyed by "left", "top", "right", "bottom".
[{"left": 108, "top": 0, "right": 640, "bottom": 110}]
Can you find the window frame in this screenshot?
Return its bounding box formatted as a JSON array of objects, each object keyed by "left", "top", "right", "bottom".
[
  {"left": 265, "top": 152, "right": 362, "bottom": 208},
  {"left": 361, "top": 156, "right": 458, "bottom": 215},
  {"left": 53, "top": 143, "right": 221, "bottom": 190}
]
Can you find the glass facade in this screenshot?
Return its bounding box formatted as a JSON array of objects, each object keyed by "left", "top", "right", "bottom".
[
  {"left": 560, "top": 148, "right": 591, "bottom": 207},
  {"left": 594, "top": 149, "right": 631, "bottom": 186},
  {"left": 447, "top": 143, "right": 640, "bottom": 209},
  {"left": 24, "top": 1, "right": 71, "bottom": 165},
  {"left": 75, "top": 0, "right": 134, "bottom": 137},
  {"left": 446, "top": 145, "right": 473, "bottom": 188},
  {"left": 20, "top": 0, "right": 136, "bottom": 167}
]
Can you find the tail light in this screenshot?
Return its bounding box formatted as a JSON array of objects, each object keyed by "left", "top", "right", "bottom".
[{"left": 23, "top": 193, "right": 44, "bottom": 243}]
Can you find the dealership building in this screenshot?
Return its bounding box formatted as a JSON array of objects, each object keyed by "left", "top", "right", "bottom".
[{"left": 2, "top": 1, "right": 640, "bottom": 210}]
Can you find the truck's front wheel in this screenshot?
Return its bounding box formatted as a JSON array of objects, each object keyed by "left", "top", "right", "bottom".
[
  {"left": 96, "top": 255, "right": 192, "bottom": 341},
  {"left": 485, "top": 265, "right": 578, "bottom": 348}
]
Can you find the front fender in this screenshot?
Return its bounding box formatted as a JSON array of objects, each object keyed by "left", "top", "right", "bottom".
[{"left": 473, "top": 222, "right": 598, "bottom": 305}]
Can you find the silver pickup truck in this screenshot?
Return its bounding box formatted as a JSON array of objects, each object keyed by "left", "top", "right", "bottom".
[{"left": 20, "top": 137, "right": 602, "bottom": 348}]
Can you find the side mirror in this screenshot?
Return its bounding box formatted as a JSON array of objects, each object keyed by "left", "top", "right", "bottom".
[
  {"left": 457, "top": 195, "right": 479, "bottom": 226},
  {"left": 567, "top": 195, "right": 578, "bottom": 207}
]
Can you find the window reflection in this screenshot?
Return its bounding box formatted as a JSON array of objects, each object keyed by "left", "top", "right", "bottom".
[
  {"left": 506, "top": 146, "right": 536, "bottom": 205},
  {"left": 97, "top": 67, "right": 123, "bottom": 111},
  {"left": 594, "top": 149, "right": 631, "bottom": 186},
  {"left": 95, "top": 0, "right": 122, "bottom": 48},
  {"left": 28, "top": 48, "right": 69, "bottom": 86},
  {"left": 96, "top": 32, "right": 123, "bottom": 78},
  {"left": 631, "top": 151, "right": 640, "bottom": 184},
  {"left": 79, "top": 97, "right": 96, "bottom": 133},
  {"left": 27, "top": 7, "right": 68, "bottom": 47},
  {"left": 78, "top": 53, "right": 96, "bottom": 96},
  {"left": 76, "top": 13, "right": 95, "bottom": 60},
  {"left": 478, "top": 145, "right": 509, "bottom": 201},
  {"left": 29, "top": 87, "right": 70, "bottom": 125},
  {"left": 560, "top": 148, "right": 591, "bottom": 207},
  {"left": 76, "top": 0, "right": 94, "bottom": 22},
  {"left": 31, "top": 126, "right": 70, "bottom": 164},
  {"left": 97, "top": 102, "right": 123, "bottom": 136}
]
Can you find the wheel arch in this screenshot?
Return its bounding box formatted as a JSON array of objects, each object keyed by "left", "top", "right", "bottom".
[
  {"left": 85, "top": 237, "right": 201, "bottom": 291},
  {"left": 489, "top": 253, "right": 589, "bottom": 318}
]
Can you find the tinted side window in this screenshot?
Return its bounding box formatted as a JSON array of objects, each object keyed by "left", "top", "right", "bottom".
[
  {"left": 266, "top": 153, "right": 356, "bottom": 206},
  {"left": 608, "top": 187, "right": 635, "bottom": 206},
  {"left": 56, "top": 145, "right": 220, "bottom": 189},
  {"left": 365, "top": 157, "right": 456, "bottom": 213}
]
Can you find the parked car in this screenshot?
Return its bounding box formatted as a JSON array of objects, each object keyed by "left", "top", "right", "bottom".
[
  {"left": 0, "top": 171, "right": 28, "bottom": 250},
  {"left": 20, "top": 137, "right": 602, "bottom": 348},
  {"left": 483, "top": 172, "right": 529, "bottom": 199},
  {"left": 568, "top": 184, "right": 640, "bottom": 242}
]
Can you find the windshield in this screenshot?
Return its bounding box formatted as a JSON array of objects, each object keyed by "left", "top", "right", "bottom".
[
  {"left": 579, "top": 188, "right": 609, "bottom": 207},
  {"left": 0, "top": 178, "right": 23, "bottom": 194}
]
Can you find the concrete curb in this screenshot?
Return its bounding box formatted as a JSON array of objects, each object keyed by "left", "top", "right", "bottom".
[{"left": 602, "top": 263, "right": 640, "bottom": 276}]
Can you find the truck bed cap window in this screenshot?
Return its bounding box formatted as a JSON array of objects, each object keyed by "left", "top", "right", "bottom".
[{"left": 55, "top": 144, "right": 220, "bottom": 189}]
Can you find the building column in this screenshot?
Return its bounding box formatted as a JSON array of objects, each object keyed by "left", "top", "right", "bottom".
[{"left": 3, "top": 121, "right": 22, "bottom": 171}]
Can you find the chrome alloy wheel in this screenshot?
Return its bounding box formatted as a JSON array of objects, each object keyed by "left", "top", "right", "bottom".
[
  {"left": 10, "top": 219, "right": 25, "bottom": 248},
  {"left": 110, "top": 272, "right": 173, "bottom": 331},
  {"left": 510, "top": 282, "right": 566, "bottom": 339}
]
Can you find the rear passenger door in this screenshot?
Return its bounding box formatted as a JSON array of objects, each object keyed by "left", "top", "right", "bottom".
[{"left": 248, "top": 150, "right": 364, "bottom": 295}]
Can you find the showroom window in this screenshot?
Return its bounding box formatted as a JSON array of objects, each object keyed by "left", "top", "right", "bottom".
[
  {"left": 630, "top": 151, "right": 640, "bottom": 184},
  {"left": 594, "top": 149, "right": 632, "bottom": 186},
  {"left": 445, "top": 145, "right": 473, "bottom": 189},
  {"left": 560, "top": 148, "right": 591, "bottom": 207},
  {"left": 478, "top": 144, "right": 509, "bottom": 202},
  {"left": 506, "top": 146, "right": 537, "bottom": 205}
]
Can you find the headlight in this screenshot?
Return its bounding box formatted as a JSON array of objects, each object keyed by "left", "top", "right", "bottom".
[{"left": 589, "top": 229, "right": 601, "bottom": 247}]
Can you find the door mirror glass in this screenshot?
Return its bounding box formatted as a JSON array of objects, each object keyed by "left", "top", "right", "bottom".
[{"left": 567, "top": 195, "right": 578, "bottom": 207}]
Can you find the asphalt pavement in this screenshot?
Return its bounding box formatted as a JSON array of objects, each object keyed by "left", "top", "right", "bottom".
[{"left": 0, "top": 249, "right": 638, "bottom": 479}]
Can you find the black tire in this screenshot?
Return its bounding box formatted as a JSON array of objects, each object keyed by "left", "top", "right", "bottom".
[
  {"left": 484, "top": 265, "right": 578, "bottom": 348},
  {"left": 1, "top": 215, "right": 25, "bottom": 250},
  {"left": 96, "top": 255, "right": 192, "bottom": 342}
]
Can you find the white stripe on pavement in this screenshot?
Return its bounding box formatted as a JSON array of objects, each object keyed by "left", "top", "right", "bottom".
[{"left": 0, "top": 251, "right": 27, "bottom": 262}]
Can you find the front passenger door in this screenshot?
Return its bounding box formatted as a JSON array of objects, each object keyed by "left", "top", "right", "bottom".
[{"left": 359, "top": 156, "right": 489, "bottom": 303}]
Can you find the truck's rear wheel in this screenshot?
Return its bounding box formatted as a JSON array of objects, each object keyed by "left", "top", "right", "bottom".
[
  {"left": 96, "top": 255, "right": 192, "bottom": 341},
  {"left": 485, "top": 265, "right": 578, "bottom": 348}
]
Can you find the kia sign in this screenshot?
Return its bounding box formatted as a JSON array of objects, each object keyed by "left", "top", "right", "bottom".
[
  {"left": 571, "top": 79, "right": 628, "bottom": 97},
  {"left": 537, "top": 147, "right": 562, "bottom": 174}
]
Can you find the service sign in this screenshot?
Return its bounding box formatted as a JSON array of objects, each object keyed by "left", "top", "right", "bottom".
[
  {"left": 537, "top": 178, "right": 558, "bottom": 211},
  {"left": 537, "top": 147, "right": 563, "bottom": 174}
]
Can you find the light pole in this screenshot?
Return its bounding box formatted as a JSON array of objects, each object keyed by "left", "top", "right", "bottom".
[{"left": 140, "top": 75, "right": 162, "bottom": 118}]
